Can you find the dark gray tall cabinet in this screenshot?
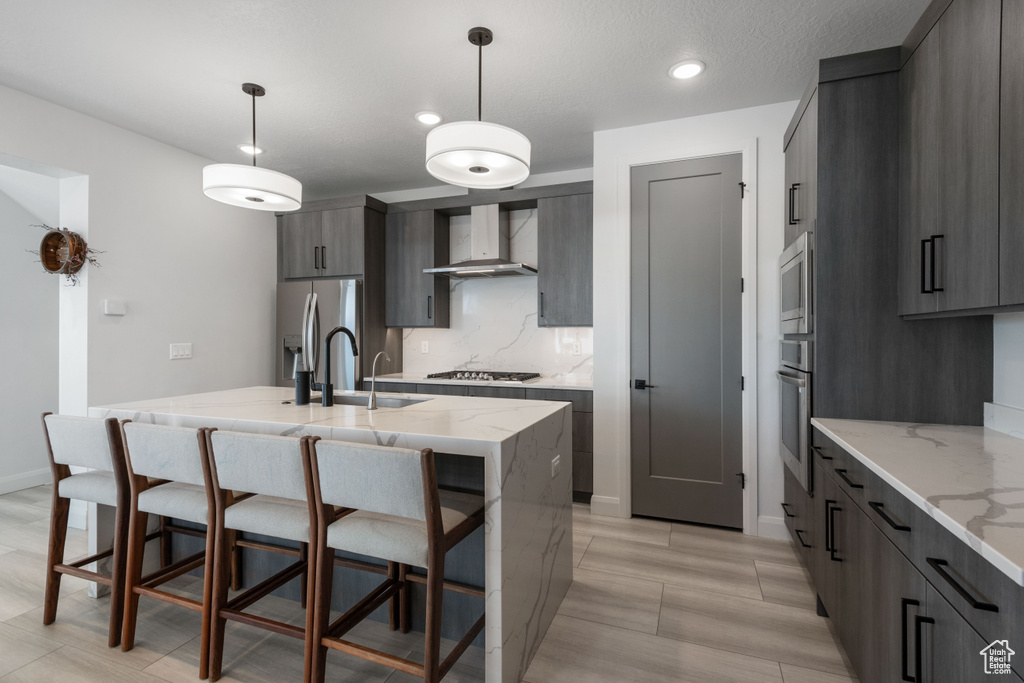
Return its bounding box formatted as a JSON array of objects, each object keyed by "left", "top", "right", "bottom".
[
  {"left": 537, "top": 193, "right": 593, "bottom": 327},
  {"left": 783, "top": 90, "right": 817, "bottom": 247},
  {"left": 1001, "top": 0, "right": 1024, "bottom": 306},
  {"left": 385, "top": 210, "right": 450, "bottom": 328}
]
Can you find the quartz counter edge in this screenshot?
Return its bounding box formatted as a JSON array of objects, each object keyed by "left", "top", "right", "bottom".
[{"left": 375, "top": 373, "right": 593, "bottom": 391}]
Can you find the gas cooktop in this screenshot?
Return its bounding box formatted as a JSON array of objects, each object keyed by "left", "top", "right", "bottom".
[{"left": 426, "top": 370, "right": 541, "bottom": 383}]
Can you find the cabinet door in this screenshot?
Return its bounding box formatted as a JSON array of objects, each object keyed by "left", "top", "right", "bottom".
[
  {"left": 537, "top": 194, "right": 593, "bottom": 327},
  {"left": 783, "top": 91, "right": 817, "bottom": 248},
  {"left": 1001, "top": 0, "right": 1024, "bottom": 305},
  {"left": 899, "top": 0, "right": 1000, "bottom": 315},
  {"left": 415, "top": 384, "right": 468, "bottom": 396},
  {"left": 465, "top": 386, "right": 526, "bottom": 399},
  {"left": 920, "top": 583, "right": 995, "bottom": 683},
  {"left": 321, "top": 207, "right": 364, "bottom": 277},
  {"left": 281, "top": 211, "right": 322, "bottom": 279},
  {"left": 385, "top": 211, "right": 450, "bottom": 328}
]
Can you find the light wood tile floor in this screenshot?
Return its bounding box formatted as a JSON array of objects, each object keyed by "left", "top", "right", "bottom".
[{"left": 0, "top": 490, "right": 856, "bottom": 682}]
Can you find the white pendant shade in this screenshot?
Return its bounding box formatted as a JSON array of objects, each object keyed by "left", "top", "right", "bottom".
[
  {"left": 202, "top": 163, "right": 302, "bottom": 211},
  {"left": 425, "top": 121, "right": 531, "bottom": 189}
]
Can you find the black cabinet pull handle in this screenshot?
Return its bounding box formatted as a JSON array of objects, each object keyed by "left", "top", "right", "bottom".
[
  {"left": 794, "top": 529, "right": 811, "bottom": 549},
  {"left": 920, "top": 238, "right": 932, "bottom": 294},
  {"left": 901, "top": 598, "right": 920, "bottom": 682},
  {"left": 835, "top": 468, "right": 863, "bottom": 489},
  {"left": 930, "top": 235, "right": 944, "bottom": 293},
  {"left": 781, "top": 502, "right": 795, "bottom": 518},
  {"left": 811, "top": 445, "right": 832, "bottom": 461},
  {"left": 914, "top": 615, "right": 935, "bottom": 682},
  {"left": 539, "top": 292, "right": 544, "bottom": 318},
  {"left": 824, "top": 500, "right": 835, "bottom": 551},
  {"left": 829, "top": 504, "right": 842, "bottom": 562},
  {"left": 314, "top": 246, "right": 320, "bottom": 270},
  {"left": 788, "top": 183, "right": 800, "bottom": 225},
  {"left": 321, "top": 246, "right": 326, "bottom": 271},
  {"left": 870, "top": 501, "right": 911, "bottom": 532},
  {"left": 427, "top": 295, "right": 432, "bottom": 320},
  {"left": 926, "top": 558, "right": 998, "bottom": 612}
]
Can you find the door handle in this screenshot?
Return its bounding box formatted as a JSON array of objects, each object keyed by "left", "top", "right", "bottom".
[
  {"left": 914, "top": 615, "right": 935, "bottom": 682},
  {"left": 811, "top": 445, "right": 832, "bottom": 461},
  {"left": 427, "top": 295, "right": 432, "bottom": 320},
  {"left": 781, "top": 502, "right": 795, "bottom": 518},
  {"left": 920, "top": 238, "right": 931, "bottom": 294},
  {"left": 869, "top": 501, "right": 911, "bottom": 532},
  {"left": 633, "top": 379, "right": 657, "bottom": 390},
  {"left": 926, "top": 558, "right": 999, "bottom": 612},
  {"left": 776, "top": 371, "right": 806, "bottom": 387},
  {"left": 539, "top": 292, "right": 544, "bottom": 318},
  {"left": 824, "top": 500, "right": 835, "bottom": 552},
  {"left": 901, "top": 598, "right": 920, "bottom": 682},
  {"left": 829, "top": 504, "right": 842, "bottom": 562},
  {"left": 321, "top": 245, "right": 326, "bottom": 271},
  {"left": 314, "top": 245, "right": 320, "bottom": 270},
  {"left": 834, "top": 468, "right": 863, "bottom": 489},
  {"left": 788, "top": 183, "right": 800, "bottom": 225},
  {"left": 930, "top": 235, "right": 944, "bottom": 293},
  {"left": 794, "top": 529, "right": 812, "bottom": 549}
]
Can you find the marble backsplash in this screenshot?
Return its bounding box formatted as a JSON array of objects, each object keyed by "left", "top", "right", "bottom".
[{"left": 402, "top": 208, "right": 594, "bottom": 380}]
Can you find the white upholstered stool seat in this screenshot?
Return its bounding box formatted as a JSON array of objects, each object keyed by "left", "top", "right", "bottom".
[
  {"left": 327, "top": 490, "right": 483, "bottom": 568},
  {"left": 223, "top": 494, "right": 311, "bottom": 543},
  {"left": 57, "top": 470, "right": 119, "bottom": 508},
  {"left": 137, "top": 482, "right": 208, "bottom": 525}
]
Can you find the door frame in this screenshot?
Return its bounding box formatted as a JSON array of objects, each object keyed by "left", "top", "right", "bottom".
[{"left": 594, "top": 137, "right": 759, "bottom": 535}]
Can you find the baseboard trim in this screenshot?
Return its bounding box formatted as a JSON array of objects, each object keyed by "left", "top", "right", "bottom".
[
  {"left": 757, "top": 514, "right": 790, "bottom": 541},
  {"left": 589, "top": 495, "right": 624, "bottom": 518},
  {"left": 0, "top": 467, "right": 50, "bottom": 495}
]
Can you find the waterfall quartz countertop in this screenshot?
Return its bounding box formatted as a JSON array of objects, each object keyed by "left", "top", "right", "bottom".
[
  {"left": 374, "top": 372, "right": 593, "bottom": 391},
  {"left": 90, "top": 386, "right": 574, "bottom": 683},
  {"left": 812, "top": 418, "right": 1024, "bottom": 587}
]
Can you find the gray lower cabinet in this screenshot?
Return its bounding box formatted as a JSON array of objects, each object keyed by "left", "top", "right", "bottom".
[
  {"left": 537, "top": 194, "right": 593, "bottom": 327},
  {"left": 526, "top": 388, "right": 593, "bottom": 499},
  {"left": 373, "top": 381, "right": 418, "bottom": 394},
  {"left": 416, "top": 384, "right": 467, "bottom": 396},
  {"left": 281, "top": 206, "right": 368, "bottom": 279},
  {"left": 465, "top": 386, "right": 525, "bottom": 399},
  {"left": 385, "top": 210, "right": 450, "bottom": 328}
]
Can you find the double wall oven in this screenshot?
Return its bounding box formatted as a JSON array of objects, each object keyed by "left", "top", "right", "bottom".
[{"left": 778, "top": 232, "right": 814, "bottom": 491}]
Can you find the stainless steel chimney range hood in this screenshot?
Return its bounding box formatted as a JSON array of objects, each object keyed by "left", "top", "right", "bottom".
[{"left": 424, "top": 204, "right": 537, "bottom": 279}]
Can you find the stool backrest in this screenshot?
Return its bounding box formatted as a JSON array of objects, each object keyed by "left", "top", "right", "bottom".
[
  {"left": 42, "top": 414, "right": 119, "bottom": 472},
  {"left": 208, "top": 431, "right": 308, "bottom": 501},
  {"left": 121, "top": 422, "right": 207, "bottom": 486},
  {"left": 311, "top": 440, "right": 427, "bottom": 521}
]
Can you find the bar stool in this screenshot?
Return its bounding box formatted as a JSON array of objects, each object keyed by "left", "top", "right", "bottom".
[
  {"left": 306, "top": 438, "right": 486, "bottom": 683},
  {"left": 40, "top": 413, "right": 131, "bottom": 647},
  {"left": 119, "top": 421, "right": 217, "bottom": 678},
  {"left": 204, "top": 430, "right": 317, "bottom": 681}
]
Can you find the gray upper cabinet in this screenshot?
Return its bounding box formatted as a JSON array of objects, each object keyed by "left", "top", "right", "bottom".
[
  {"left": 385, "top": 210, "right": 450, "bottom": 328},
  {"left": 537, "top": 194, "right": 593, "bottom": 327},
  {"left": 783, "top": 89, "right": 817, "bottom": 248},
  {"left": 898, "top": 0, "right": 1001, "bottom": 316},
  {"left": 1001, "top": 0, "right": 1024, "bottom": 306},
  {"left": 281, "top": 206, "right": 369, "bottom": 279}
]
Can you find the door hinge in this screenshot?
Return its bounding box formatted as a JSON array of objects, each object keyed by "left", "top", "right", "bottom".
[
  {"left": 737, "top": 472, "right": 746, "bottom": 489},
  {"left": 739, "top": 182, "right": 747, "bottom": 198},
  {"left": 741, "top": 376, "right": 745, "bottom": 391}
]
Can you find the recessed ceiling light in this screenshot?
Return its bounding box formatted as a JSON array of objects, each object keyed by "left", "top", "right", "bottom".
[
  {"left": 237, "top": 143, "right": 263, "bottom": 155},
  {"left": 669, "top": 60, "right": 706, "bottom": 80},
  {"left": 416, "top": 111, "right": 442, "bottom": 125}
]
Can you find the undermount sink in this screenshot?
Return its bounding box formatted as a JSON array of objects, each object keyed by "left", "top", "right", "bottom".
[{"left": 331, "top": 394, "right": 431, "bottom": 409}]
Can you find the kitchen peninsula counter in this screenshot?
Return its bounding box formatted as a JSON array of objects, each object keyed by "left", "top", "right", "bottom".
[
  {"left": 375, "top": 372, "right": 593, "bottom": 391},
  {"left": 90, "top": 386, "right": 573, "bottom": 682}
]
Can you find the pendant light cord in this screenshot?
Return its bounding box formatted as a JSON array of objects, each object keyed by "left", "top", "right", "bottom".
[
  {"left": 251, "top": 89, "right": 258, "bottom": 167},
  {"left": 477, "top": 43, "right": 482, "bottom": 122}
]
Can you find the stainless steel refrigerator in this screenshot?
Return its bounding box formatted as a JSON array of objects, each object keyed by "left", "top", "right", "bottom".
[{"left": 276, "top": 279, "right": 362, "bottom": 392}]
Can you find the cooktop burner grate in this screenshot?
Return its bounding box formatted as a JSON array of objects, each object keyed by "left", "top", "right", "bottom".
[{"left": 427, "top": 370, "right": 541, "bottom": 382}]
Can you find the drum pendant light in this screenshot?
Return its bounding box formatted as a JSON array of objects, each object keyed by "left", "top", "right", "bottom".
[
  {"left": 203, "top": 83, "right": 302, "bottom": 211},
  {"left": 425, "top": 27, "right": 531, "bottom": 189}
]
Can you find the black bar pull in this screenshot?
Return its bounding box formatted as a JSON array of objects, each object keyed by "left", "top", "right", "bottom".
[
  {"left": 794, "top": 529, "right": 812, "bottom": 549},
  {"left": 321, "top": 245, "right": 326, "bottom": 271},
  {"left": 926, "top": 558, "right": 999, "bottom": 612},
  {"left": 427, "top": 295, "right": 432, "bottom": 320},
  {"left": 824, "top": 500, "right": 836, "bottom": 552},
  {"left": 835, "top": 468, "right": 863, "bottom": 489},
  {"left": 931, "top": 235, "right": 944, "bottom": 293},
  {"left": 902, "top": 598, "right": 920, "bottom": 682},
  {"left": 829, "top": 504, "right": 842, "bottom": 562},
  {"left": 920, "top": 238, "right": 932, "bottom": 294},
  {"left": 914, "top": 615, "right": 935, "bottom": 682},
  {"left": 539, "top": 291, "right": 544, "bottom": 318},
  {"left": 781, "top": 502, "right": 795, "bottom": 518},
  {"left": 811, "top": 445, "right": 832, "bottom": 461},
  {"left": 314, "top": 245, "right": 320, "bottom": 270},
  {"left": 870, "top": 501, "right": 912, "bottom": 532},
  {"left": 788, "top": 183, "right": 800, "bottom": 225}
]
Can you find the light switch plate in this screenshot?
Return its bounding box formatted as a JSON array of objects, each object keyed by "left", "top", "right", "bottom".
[
  {"left": 551, "top": 454, "right": 561, "bottom": 479},
  {"left": 572, "top": 339, "right": 582, "bottom": 356},
  {"left": 421, "top": 341, "right": 429, "bottom": 354},
  {"left": 103, "top": 299, "right": 127, "bottom": 316},
  {"left": 169, "top": 343, "right": 192, "bottom": 360}
]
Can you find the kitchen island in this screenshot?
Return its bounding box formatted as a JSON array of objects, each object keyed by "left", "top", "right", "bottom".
[{"left": 90, "top": 386, "right": 573, "bottom": 683}]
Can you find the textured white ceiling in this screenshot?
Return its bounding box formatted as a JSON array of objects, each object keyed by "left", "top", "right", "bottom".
[{"left": 0, "top": 1, "right": 929, "bottom": 200}]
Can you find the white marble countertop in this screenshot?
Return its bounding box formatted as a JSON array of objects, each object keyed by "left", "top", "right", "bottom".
[
  {"left": 374, "top": 372, "right": 593, "bottom": 391},
  {"left": 812, "top": 418, "right": 1024, "bottom": 586},
  {"left": 91, "top": 386, "right": 569, "bottom": 456}
]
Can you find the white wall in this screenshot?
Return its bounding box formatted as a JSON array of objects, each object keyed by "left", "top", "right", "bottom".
[
  {"left": 0, "top": 83, "right": 277, "bottom": 431},
  {"left": 993, "top": 313, "right": 1024, "bottom": 410},
  {"left": 591, "top": 100, "right": 796, "bottom": 538},
  {"left": 0, "top": 179, "right": 59, "bottom": 493}
]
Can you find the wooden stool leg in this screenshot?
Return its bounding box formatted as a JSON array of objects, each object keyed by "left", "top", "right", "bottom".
[
  {"left": 122, "top": 507, "right": 148, "bottom": 651},
  {"left": 399, "top": 563, "right": 411, "bottom": 634},
  {"left": 107, "top": 498, "right": 131, "bottom": 648},
  {"left": 199, "top": 519, "right": 217, "bottom": 679},
  {"left": 159, "top": 516, "right": 172, "bottom": 568},
  {"left": 309, "top": 543, "right": 335, "bottom": 683},
  {"left": 208, "top": 522, "right": 232, "bottom": 681},
  {"left": 299, "top": 542, "right": 308, "bottom": 610},
  {"left": 387, "top": 561, "right": 398, "bottom": 631},
  {"left": 229, "top": 529, "right": 243, "bottom": 591},
  {"left": 301, "top": 540, "right": 318, "bottom": 683},
  {"left": 423, "top": 554, "right": 445, "bottom": 683},
  {"left": 43, "top": 494, "right": 71, "bottom": 625}
]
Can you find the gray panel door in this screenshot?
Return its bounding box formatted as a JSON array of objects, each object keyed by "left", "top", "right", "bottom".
[{"left": 630, "top": 154, "right": 743, "bottom": 528}]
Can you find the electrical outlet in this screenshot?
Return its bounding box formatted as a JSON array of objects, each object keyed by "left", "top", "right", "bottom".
[
  {"left": 551, "top": 455, "right": 561, "bottom": 479},
  {"left": 572, "top": 339, "right": 582, "bottom": 356},
  {"left": 169, "top": 343, "right": 192, "bottom": 360},
  {"left": 421, "top": 340, "right": 429, "bottom": 354}
]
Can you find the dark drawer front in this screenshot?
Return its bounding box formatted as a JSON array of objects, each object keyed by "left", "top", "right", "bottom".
[
  {"left": 910, "top": 505, "right": 1024, "bottom": 673},
  {"left": 524, "top": 388, "right": 593, "bottom": 412},
  {"left": 812, "top": 429, "right": 868, "bottom": 508},
  {"left": 783, "top": 465, "right": 814, "bottom": 566},
  {"left": 466, "top": 385, "right": 526, "bottom": 399},
  {"left": 572, "top": 412, "right": 593, "bottom": 453},
  {"left": 375, "top": 381, "right": 419, "bottom": 394},
  {"left": 416, "top": 384, "right": 469, "bottom": 396},
  {"left": 572, "top": 451, "right": 593, "bottom": 494},
  {"left": 859, "top": 461, "right": 917, "bottom": 557}
]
